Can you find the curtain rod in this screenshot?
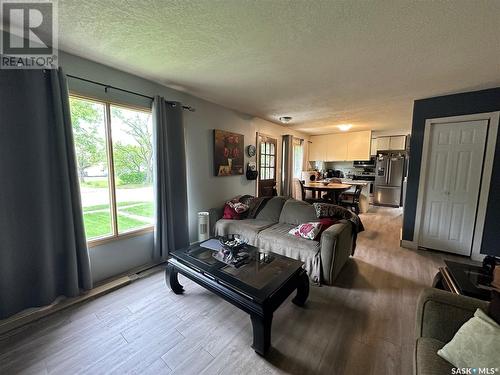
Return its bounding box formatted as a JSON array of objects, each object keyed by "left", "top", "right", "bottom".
[{"left": 66, "top": 74, "right": 195, "bottom": 112}]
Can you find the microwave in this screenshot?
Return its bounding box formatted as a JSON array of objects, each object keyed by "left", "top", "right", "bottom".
[{"left": 353, "top": 157, "right": 376, "bottom": 167}]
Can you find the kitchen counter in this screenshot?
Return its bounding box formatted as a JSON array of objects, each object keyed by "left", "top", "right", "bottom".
[{"left": 340, "top": 179, "right": 370, "bottom": 185}]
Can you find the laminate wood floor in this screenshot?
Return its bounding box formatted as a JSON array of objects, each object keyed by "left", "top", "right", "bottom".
[{"left": 0, "top": 207, "right": 460, "bottom": 375}]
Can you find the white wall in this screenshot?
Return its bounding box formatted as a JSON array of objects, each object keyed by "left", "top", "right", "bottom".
[{"left": 58, "top": 51, "right": 308, "bottom": 282}]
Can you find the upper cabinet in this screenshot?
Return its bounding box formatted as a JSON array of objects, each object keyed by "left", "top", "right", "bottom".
[
  {"left": 326, "top": 133, "right": 348, "bottom": 161},
  {"left": 309, "top": 130, "right": 371, "bottom": 161},
  {"left": 370, "top": 135, "right": 407, "bottom": 155},
  {"left": 309, "top": 135, "right": 327, "bottom": 161},
  {"left": 346, "top": 131, "right": 371, "bottom": 160},
  {"left": 389, "top": 135, "right": 407, "bottom": 150}
]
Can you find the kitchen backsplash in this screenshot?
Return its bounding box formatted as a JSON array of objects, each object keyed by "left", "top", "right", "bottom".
[{"left": 309, "top": 161, "right": 374, "bottom": 177}]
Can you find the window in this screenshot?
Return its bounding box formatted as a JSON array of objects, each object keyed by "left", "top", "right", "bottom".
[
  {"left": 70, "top": 96, "right": 154, "bottom": 242},
  {"left": 259, "top": 139, "right": 276, "bottom": 180},
  {"left": 293, "top": 138, "right": 303, "bottom": 179}
]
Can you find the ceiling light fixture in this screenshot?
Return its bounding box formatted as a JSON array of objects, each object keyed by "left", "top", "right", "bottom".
[
  {"left": 279, "top": 116, "right": 292, "bottom": 124},
  {"left": 337, "top": 124, "right": 352, "bottom": 131}
]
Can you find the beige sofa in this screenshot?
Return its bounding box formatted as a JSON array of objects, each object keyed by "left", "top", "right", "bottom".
[{"left": 214, "top": 197, "right": 355, "bottom": 285}]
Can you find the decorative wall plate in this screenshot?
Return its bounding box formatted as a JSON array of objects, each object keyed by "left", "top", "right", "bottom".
[{"left": 247, "top": 145, "right": 256, "bottom": 157}]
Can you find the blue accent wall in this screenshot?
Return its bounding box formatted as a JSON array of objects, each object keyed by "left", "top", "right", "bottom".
[{"left": 402, "top": 87, "right": 500, "bottom": 257}]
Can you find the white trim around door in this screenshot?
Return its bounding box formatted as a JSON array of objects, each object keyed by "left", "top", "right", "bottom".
[{"left": 413, "top": 112, "right": 499, "bottom": 261}]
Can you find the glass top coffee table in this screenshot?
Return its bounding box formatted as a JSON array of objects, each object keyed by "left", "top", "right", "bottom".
[{"left": 165, "top": 239, "right": 309, "bottom": 355}]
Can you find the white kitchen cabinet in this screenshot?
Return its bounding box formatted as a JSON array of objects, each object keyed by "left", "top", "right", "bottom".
[
  {"left": 347, "top": 131, "right": 371, "bottom": 160},
  {"left": 389, "top": 135, "right": 406, "bottom": 150},
  {"left": 370, "top": 138, "right": 378, "bottom": 156},
  {"left": 326, "top": 133, "right": 348, "bottom": 161},
  {"left": 371, "top": 135, "right": 407, "bottom": 154},
  {"left": 309, "top": 136, "right": 327, "bottom": 161},
  {"left": 309, "top": 131, "right": 371, "bottom": 161},
  {"left": 375, "top": 137, "right": 390, "bottom": 151}
]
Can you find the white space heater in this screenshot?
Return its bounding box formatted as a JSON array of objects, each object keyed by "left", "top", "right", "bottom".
[{"left": 198, "top": 211, "right": 210, "bottom": 242}]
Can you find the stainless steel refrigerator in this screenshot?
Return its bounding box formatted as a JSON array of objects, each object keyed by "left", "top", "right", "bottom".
[{"left": 374, "top": 152, "right": 406, "bottom": 206}]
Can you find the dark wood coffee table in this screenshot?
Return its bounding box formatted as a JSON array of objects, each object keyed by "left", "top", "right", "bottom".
[
  {"left": 165, "top": 241, "right": 309, "bottom": 355},
  {"left": 433, "top": 260, "right": 493, "bottom": 301}
]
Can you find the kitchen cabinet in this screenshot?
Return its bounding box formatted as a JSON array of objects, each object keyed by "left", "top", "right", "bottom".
[
  {"left": 309, "top": 135, "right": 327, "bottom": 161},
  {"left": 326, "top": 133, "right": 348, "bottom": 161},
  {"left": 371, "top": 135, "right": 407, "bottom": 155},
  {"left": 370, "top": 138, "right": 378, "bottom": 156},
  {"left": 375, "top": 137, "right": 390, "bottom": 151},
  {"left": 309, "top": 130, "right": 371, "bottom": 161},
  {"left": 389, "top": 135, "right": 406, "bottom": 150},
  {"left": 346, "top": 131, "right": 371, "bottom": 160}
]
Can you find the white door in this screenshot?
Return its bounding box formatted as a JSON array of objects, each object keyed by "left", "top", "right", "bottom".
[{"left": 419, "top": 120, "right": 488, "bottom": 255}]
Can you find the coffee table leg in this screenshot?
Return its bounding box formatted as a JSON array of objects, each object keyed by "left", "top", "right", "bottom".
[
  {"left": 292, "top": 271, "right": 309, "bottom": 306},
  {"left": 165, "top": 263, "right": 184, "bottom": 294},
  {"left": 250, "top": 314, "right": 272, "bottom": 355}
]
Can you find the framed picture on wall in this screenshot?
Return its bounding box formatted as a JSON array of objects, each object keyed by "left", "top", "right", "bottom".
[{"left": 213, "top": 129, "right": 244, "bottom": 176}]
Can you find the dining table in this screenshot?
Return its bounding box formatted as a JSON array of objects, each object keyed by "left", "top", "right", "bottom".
[{"left": 302, "top": 181, "right": 352, "bottom": 204}]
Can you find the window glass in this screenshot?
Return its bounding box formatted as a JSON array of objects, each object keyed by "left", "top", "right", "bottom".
[
  {"left": 110, "top": 105, "right": 154, "bottom": 233},
  {"left": 70, "top": 97, "right": 112, "bottom": 240},
  {"left": 70, "top": 96, "right": 154, "bottom": 242},
  {"left": 293, "top": 142, "right": 303, "bottom": 179}
]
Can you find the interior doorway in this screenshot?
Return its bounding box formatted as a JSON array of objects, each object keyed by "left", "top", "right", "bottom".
[{"left": 257, "top": 133, "right": 277, "bottom": 197}]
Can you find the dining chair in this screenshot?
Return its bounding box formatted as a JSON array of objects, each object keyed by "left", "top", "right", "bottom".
[
  {"left": 297, "top": 179, "right": 325, "bottom": 204},
  {"left": 339, "top": 185, "right": 363, "bottom": 214}
]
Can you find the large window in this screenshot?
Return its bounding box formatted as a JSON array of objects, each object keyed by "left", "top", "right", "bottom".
[{"left": 70, "top": 96, "right": 154, "bottom": 242}]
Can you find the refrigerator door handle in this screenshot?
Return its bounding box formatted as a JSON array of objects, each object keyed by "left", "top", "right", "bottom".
[{"left": 386, "top": 158, "right": 391, "bottom": 185}]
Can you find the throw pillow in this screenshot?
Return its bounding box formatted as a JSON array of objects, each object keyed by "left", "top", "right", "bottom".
[
  {"left": 489, "top": 290, "right": 500, "bottom": 325},
  {"left": 437, "top": 308, "right": 500, "bottom": 368},
  {"left": 222, "top": 200, "right": 249, "bottom": 220},
  {"left": 289, "top": 222, "right": 322, "bottom": 240},
  {"left": 318, "top": 217, "right": 339, "bottom": 234},
  {"left": 313, "top": 202, "right": 351, "bottom": 219},
  {"left": 223, "top": 204, "right": 240, "bottom": 220}
]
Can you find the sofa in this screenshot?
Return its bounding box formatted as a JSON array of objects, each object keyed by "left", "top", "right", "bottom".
[
  {"left": 214, "top": 196, "right": 355, "bottom": 285},
  {"left": 414, "top": 288, "right": 490, "bottom": 375}
]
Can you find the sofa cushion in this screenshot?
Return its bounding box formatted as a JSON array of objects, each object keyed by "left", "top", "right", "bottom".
[
  {"left": 415, "top": 337, "right": 453, "bottom": 375},
  {"left": 257, "top": 223, "right": 321, "bottom": 283},
  {"left": 255, "top": 196, "right": 288, "bottom": 222},
  {"left": 215, "top": 219, "right": 275, "bottom": 245},
  {"left": 278, "top": 199, "right": 317, "bottom": 225}
]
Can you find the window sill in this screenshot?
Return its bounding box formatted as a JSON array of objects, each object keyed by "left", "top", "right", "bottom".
[{"left": 87, "top": 226, "right": 155, "bottom": 248}]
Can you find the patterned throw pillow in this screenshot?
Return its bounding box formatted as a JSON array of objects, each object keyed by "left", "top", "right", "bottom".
[
  {"left": 313, "top": 202, "right": 350, "bottom": 219},
  {"left": 222, "top": 199, "right": 250, "bottom": 220},
  {"left": 289, "top": 222, "right": 323, "bottom": 240}
]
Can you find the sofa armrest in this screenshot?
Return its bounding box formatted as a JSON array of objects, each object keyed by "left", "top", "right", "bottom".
[
  {"left": 416, "top": 288, "right": 489, "bottom": 343},
  {"left": 319, "top": 220, "right": 353, "bottom": 285}
]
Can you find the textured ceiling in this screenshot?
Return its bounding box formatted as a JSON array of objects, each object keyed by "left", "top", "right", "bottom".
[{"left": 54, "top": 0, "right": 500, "bottom": 134}]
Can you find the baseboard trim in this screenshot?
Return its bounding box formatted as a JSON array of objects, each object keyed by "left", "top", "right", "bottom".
[{"left": 400, "top": 240, "right": 418, "bottom": 250}]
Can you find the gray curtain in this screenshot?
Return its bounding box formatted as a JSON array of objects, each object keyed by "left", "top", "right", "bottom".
[
  {"left": 282, "top": 135, "right": 294, "bottom": 197},
  {"left": 0, "top": 68, "right": 92, "bottom": 319},
  {"left": 152, "top": 96, "right": 189, "bottom": 258}
]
